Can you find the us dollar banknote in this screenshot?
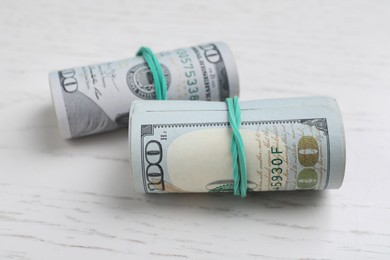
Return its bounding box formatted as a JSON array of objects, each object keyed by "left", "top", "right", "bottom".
[
  {"left": 49, "top": 42, "right": 239, "bottom": 139},
  {"left": 129, "top": 97, "right": 346, "bottom": 193}
]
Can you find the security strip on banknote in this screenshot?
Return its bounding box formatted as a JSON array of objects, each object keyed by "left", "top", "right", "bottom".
[{"left": 129, "top": 97, "right": 346, "bottom": 193}]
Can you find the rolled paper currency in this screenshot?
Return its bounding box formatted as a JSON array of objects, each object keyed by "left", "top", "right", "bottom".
[
  {"left": 129, "top": 97, "right": 346, "bottom": 193},
  {"left": 49, "top": 42, "right": 239, "bottom": 139}
]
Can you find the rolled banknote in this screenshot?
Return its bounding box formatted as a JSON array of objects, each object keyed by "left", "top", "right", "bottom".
[
  {"left": 129, "top": 97, "right": 346, "bottom": 193},
  {"left": 49, "top": 42, "right": 239, "bottom": 139}
]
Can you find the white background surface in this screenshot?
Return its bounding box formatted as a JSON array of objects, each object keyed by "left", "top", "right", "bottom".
[{"left": 1, "top": 0, "right": 390, "bottom": 259}]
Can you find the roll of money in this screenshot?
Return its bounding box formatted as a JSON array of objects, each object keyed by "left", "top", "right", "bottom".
[
  {"left": 49, "top": 42, "right": 239, "bottom": 139},
  {"left": 129, "top": 97, "right": 346, "bottom": 193}
]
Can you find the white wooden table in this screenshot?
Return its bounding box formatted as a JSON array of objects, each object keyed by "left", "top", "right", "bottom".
[{"left": 1, "top": 0, "right": 390, "bottom": 259}]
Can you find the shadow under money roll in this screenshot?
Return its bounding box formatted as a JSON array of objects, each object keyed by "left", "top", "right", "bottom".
[
  {"left": 129, "top": 97, "right": 346, "bottom": 194},
  {"left": 49, "top": 42, "right": 239, "bottom": 139}
]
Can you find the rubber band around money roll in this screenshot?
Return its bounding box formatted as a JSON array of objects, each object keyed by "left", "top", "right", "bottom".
[
  {"left": 226, "top": 96, "right": 248, "bottom": 198},
  {"left": 136, "top": 47, "right": 167, "bottom": 100}
]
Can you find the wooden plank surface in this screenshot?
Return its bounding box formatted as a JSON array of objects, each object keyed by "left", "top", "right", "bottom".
[{"left": 0, "top": 0, "right": 389, "bottom": 259}]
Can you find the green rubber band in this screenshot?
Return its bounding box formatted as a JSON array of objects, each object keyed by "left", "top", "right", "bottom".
[
  {"left": 226, "top": 96, "right": 248, "bottom": 198},
  {"left": 136, "top": 47, "right": 167, "bottom": 100}
]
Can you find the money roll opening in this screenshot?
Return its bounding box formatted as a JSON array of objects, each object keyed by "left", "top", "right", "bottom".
[
  {"left": 129, "top": 96, "right": 346, "bottom": 194},
  {"left": 49, "top": 42, "right": 239, "bottom": 139}
]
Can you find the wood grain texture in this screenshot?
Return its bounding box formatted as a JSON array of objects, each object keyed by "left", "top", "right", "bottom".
[{"left": 0, "top": 0, "right": 390, "bottom": 259}]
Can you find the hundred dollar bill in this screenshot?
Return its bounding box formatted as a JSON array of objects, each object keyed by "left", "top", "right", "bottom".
[
  {"left": 129, "top": 97, "right": 346, "bottom": 193},
  {"left": 49, "top": 42, "right": 239, "bottom": 139}
]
